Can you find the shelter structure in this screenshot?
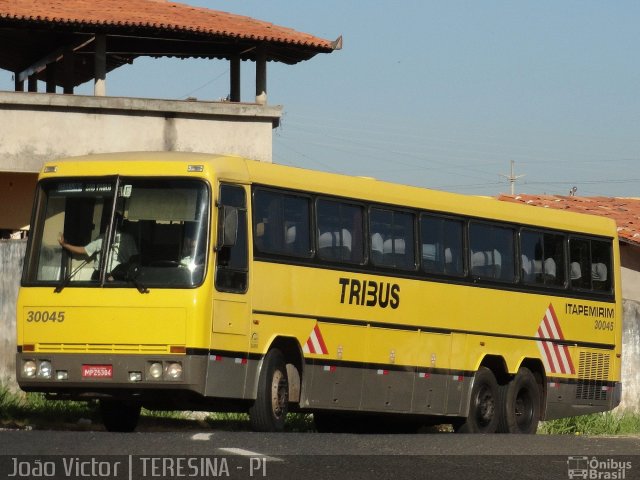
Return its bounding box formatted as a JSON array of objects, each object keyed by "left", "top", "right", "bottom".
[{"left": 0, "top": 0, "right": 340, "bottom": 233}]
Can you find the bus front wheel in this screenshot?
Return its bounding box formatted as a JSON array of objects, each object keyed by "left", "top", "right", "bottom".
[
  {"left": 249, "top": 348, "right": 289, "bottom": 432},
  {"left": 455, "top": 367, "right": 499, "bottom": 433},
  {"left": 99, "top": 399, "right": 141, "bottom": 432},
  {"left": 497, "top": 367, "right": 541, "bottom": 434}
]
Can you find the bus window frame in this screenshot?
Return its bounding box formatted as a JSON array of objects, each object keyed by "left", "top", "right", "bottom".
[
  {"left": 249, "top": 185, "right": 615, "bottom": 303},
  {"left": 468, "top": 219, "right": 518, "bottom": 284},
  {"left": 367, "top": 204, "right": 419, "bottom": 272},
  {"left": 315, "top": 196, "right": 368, "bottom": 267},
  {"left": 568, "top": 234, "right": 614, "bottom": 295},
  {"left": 418, "top": 212, "right": 467, "bottom": 278},
  {"left": 215, "top": 183, "right": 249, "bottom": 294},
  {"left": 518, "top": 227, "right": 569, "bottom": 290},
  {"left": 252, "top": 186, "right": 314, "bottom": 260}
]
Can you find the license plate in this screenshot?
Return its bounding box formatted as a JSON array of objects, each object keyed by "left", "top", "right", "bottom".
[{"left": 82, "top": 365, "right": 113, "bottom": 378}]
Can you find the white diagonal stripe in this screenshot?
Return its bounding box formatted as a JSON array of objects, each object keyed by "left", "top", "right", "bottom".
[
  {"left": 537, "top": 341, "right": 551, "bottom": 372},
  {"left": 545, "top": 310, "right": 561, "bottom": 339},
  {"left": 310, "top": 329, "right": 322, "bottom": 353}
]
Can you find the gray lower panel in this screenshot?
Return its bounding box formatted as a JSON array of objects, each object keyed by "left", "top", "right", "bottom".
[
  {"left": 301, "top": 361, "right": 470, "bottom": 417},
  {"left": 544, "top": 381, "right": 621, "bottom": 420},
  {"left": 204, "top": 354, "right": 260, "bottom": 400}
]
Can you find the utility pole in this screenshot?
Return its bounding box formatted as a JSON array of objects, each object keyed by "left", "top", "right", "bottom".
[{"left": 500, "top": 160, "right": 525, "bottom": 195}]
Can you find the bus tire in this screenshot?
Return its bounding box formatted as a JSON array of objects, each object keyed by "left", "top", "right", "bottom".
[
  {"left": 249, "top": 348, "right": 289, "bottom": 432},
  {"left": 497, "top": 367, "right": 541, "bottom": 434},
  {"left": 99, "top": 399, "right": 141, "bottom": 432},
  {"left": 455, "top": 367, "right": 499, "bottom": 433}
]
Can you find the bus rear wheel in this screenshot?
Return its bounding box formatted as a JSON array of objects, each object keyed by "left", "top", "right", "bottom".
[
  {"left": 99, "top": 399, "right": 141, "bottom": 432},
  {"left": 497, "top": 367, "right": 541, "bottom": 434},
  {"left": 249, "top": 348, "right": 289, "bottom": 432},
  {"left": 455, "top": 367, "right": 499, "bottom": 433}
]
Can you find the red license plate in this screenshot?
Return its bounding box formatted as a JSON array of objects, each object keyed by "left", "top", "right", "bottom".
[{"left": 82, "top": 365, "right": 113, "bottom": 378}]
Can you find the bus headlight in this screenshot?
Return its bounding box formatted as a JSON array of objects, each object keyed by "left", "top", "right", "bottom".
[
  {"left": 165, "top": 362, "right": 183, "bottom": 380},
  {"left": 37, "top": 360, "right": 52, "bottom": 379},
  {"left": 23, "top": 360, "right": 37, "bottom": 378},
  {"left": 148, "top": 362, "right": 163, "bottom": 379}
]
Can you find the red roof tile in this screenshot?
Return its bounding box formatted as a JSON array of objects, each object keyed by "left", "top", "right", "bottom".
[
  {"left": 498, "top": 194, "right": 640, "bottom": 246},
  {"left": 0, "top": 0, "right": 338, "bottom": 52}
]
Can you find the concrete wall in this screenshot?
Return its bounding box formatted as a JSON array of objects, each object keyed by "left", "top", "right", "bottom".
[
  {"left": 0, "top": 91, "right": 282, "bottom": 173},
  {"left": 0, "top": 172, "right": 37, "bottom": 230},
  {"left": 620, "top": 300, "right": 640, "bottom": 413},
  {"left": 0, "top": 240, "right": 26, "bottom": 390}
]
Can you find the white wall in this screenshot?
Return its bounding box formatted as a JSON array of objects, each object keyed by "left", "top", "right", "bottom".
[
  {"left": 620, "top": 300, "right": 640, "bottom": 412},
  {"left": 0, "top": 91, "right": 282, "bottom": 173}
]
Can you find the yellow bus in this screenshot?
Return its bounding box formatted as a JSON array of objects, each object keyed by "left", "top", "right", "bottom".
[{"left": 16, "top": 152, "right": 622, "bottom": 433}]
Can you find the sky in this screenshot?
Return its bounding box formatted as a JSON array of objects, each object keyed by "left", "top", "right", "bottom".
[{"left": 2, "top": 1, "right": 640, "bottom": 197}]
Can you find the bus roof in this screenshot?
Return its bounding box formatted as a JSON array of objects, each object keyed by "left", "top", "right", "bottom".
[{"left": 41, "top": 152, "right": 617, "bottom": 237}]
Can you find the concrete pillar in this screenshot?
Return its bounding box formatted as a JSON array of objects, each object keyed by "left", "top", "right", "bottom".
[
  {"left": 46, "top": 62, "right": 57, "bottom": 93},
  {"left": 63, "top": 49, "right": 74, "bottom": 95},
  {"left": 230, "top": 55, "right": 241, "bottom": 102},
  {"left": 94, "top": 34, "right": 106, "bottom": 96},
  {"left": 14, "top": 73, "right": 24, "bottom": 92},
  {"left": 27, "top": 76, "right": 37, "bottom": 92},
  {"left": 255, "top": 51, "right": 267, "bottom": 105}
]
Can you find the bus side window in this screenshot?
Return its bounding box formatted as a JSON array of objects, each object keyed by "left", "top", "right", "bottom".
[
  {"left": 544, "top": 233, "right": 565, "bottom": 286},
  {"left": 521, "top": 230, "right": 565, "bottom": 287},
  {"left": 215, "top": 184, "right": 248, "bottom": 293},
  {"left": 591, "top": 240, "right": 612, "bottom": 292},
  {"left": 420, "top": 214, "right": 464, "bottom": 276},
  {"left": 252, "top": 189, "right": 311, "bottom": 258},
  {"left": 316, "top": 199, "right": 364, "bottom": 264},
  {"left": 569, "top": 238, "right": 591, "bottom": 290},
  {"left": 370, "top": 208, "right": 416, "bottom": 270},
  {"left": 469, "top": 222, "right": 516, "bottom": 282}
]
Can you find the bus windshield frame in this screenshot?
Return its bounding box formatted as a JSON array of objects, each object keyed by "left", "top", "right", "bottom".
[{"left": 22, "top": 176, "right": 210, "bottom": 289}]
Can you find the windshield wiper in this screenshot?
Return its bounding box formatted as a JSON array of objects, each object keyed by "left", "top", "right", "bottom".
[{"left": 54, "top": 258, "right": 92, "bottom": 293}]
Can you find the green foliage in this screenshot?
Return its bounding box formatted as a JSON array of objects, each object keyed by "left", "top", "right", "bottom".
[
  {"left": 204, "top": 412, "right": 315, "bottom": 432},
  {"left": 539, "top": 411, "right": 640, "bottom": 435},
  {"left": 0, "top": 384, "right": 97, "bottom": 428}
]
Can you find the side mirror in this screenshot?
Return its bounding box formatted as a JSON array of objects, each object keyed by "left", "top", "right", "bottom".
[{"left": 218, "top": 206, "right": 238, "bottom": 249}]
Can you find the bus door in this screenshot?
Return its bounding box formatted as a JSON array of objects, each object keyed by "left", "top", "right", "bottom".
[{"left": 205, "top": 183, "right": 250, "bottom": 398}]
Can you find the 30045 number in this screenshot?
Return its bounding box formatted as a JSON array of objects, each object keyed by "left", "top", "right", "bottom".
[
  {"left": 26, "top": 311, "right": 65, "bottom": 323},
  {"left": 594, "top": 319, "right": 614, "bottom": 331}
]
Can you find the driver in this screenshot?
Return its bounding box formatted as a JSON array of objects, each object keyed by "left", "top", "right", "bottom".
[{"left": 58, "top": 214, "right": 138, "bottom": 280}]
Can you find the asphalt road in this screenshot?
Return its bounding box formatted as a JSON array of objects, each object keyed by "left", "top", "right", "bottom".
[{"left": 1, "top": 428, "right": 639, "bottom": 480}]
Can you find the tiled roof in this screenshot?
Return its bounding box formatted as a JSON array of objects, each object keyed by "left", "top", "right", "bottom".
[
  {"left": 0, "top": 0, "right": 338, "bottom": 53},
  {"left": 498, "top": 194, "right": 640, "bottom": 246}
]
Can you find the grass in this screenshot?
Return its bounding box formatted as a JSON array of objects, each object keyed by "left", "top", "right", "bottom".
[
  {"left": 2, "top": 383, "right": 639, "bottom": 434},
  {"left": 539, "top": 411, "right": 640, "bottom": 435},
  {"left": 0, "top": 384, "right": 98, "bottom": 429},
  {"left": 0, "top": 383, "right": 315, "bottom": 431}
]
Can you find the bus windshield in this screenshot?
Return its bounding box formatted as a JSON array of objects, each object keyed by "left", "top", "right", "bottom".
[{"left": 23, "top": 177, "right": 210, "bottom": 289}]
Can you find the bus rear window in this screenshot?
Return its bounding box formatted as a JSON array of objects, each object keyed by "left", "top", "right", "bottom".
[{"left": 570, "top": 237, "right": 612, "bottom": 292}]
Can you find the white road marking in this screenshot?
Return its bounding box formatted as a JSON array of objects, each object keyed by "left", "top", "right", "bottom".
[
  {"left": 191, "top": 433, "right": 214, "bottom": 441},
  {"left": 218, "top": 447, "right": 283, "bottom": 462}
]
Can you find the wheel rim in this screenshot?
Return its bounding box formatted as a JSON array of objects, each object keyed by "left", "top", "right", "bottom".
[
  {"left": 514, "top": 387, "right": 534, "bottom": 430},
  {"left": 474, "top": 384, "right": 496, "bottom": 428},
  {"left": 270, "top": 369, "right": 288, "bottom": 419}
]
